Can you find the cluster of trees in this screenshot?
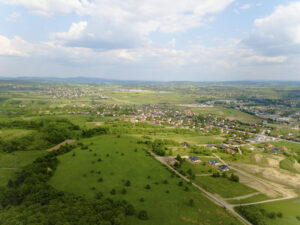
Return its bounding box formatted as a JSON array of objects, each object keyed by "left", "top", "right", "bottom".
[
  {"left": 235, "top": 205, "right": 283, "bottom": 225},
  {"left": 0, "top": 118, "right": 80, "bottom": 153},
  {"left": 0, "top": 144, "right": 135, "bottom": 225},
  {"left": 81, "top": 127, "right": 109, "bottom": 137},
  {"left": 138, "top": 138, "right": 178, "bottom": 156},
  {"left": 0, "top": 118, "right": 111, "bottom": 153},
  {"left": 212, "top": 172, "right": 239, "bottom": 182},
  {"left": 190, "top": 146, "right": 212, "bottom": 156}
]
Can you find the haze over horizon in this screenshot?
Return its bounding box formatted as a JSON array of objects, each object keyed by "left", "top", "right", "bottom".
[{"left": 1, "top": 0, "right": 300, "bottom": 81}]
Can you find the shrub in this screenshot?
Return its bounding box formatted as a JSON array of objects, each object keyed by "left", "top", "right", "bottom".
[
  {"left": 189, "top": 199, "right": 194, "bottom": 206},
  {"left": 110, "top": 189, "right": 116, "bottom": 195},
  {"left": 212, "top": 172, "right": 220, "bottom": 177},
  {"left": 125, "top": 180, "right": 131, "bottom": 187},
  {"left": 125, "top": 204, "right": 135, "bottom": 216},
  {"left": 235, "top": 206, "right": 266, "bottom": 225},
  {"left": 138, "top": 210, "right": 149, "bottom": 220},
  {"left": 145, "top": 184, "right": 151, "bottom": 190},
  {"left": 95, "top": 192, "right": 103, "bottom": 199},
  {"left": 229, "top": 173, "right": 239, "bottom": 182}
]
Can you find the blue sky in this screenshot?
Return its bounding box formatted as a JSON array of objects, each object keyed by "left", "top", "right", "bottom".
[{"left": 0, "top": 0, "right": 299, "bottom": 81}]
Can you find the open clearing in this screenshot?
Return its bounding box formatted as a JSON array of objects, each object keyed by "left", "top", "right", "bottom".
[{"left": 49, "top": 135, "right": 242, "bottom": 225}]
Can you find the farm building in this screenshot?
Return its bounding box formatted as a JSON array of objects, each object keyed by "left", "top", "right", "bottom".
[
  {"left": 188, "top": 156, "right": 200, "bottom": 163},
  {"left": 219, "top": 165, "right": 230, "bottom": 172},
  {"left": 268, "top": 148, "right": 280, "bottom": 154},
  {"left": 208, "top": 159, "right": 220, "bottom": 166},
  {"left": 182, "top": 142, "right": 190, "bottom": 147}
]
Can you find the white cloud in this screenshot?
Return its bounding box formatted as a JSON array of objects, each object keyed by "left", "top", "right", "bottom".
[
  {"left": 0, "top": 35, "right": 32, "bottom": 56},
  {"left": 0, "top": 0, "right": 87, "bottom": 16},
  {"left": 51, "top": 21, "right": 88, "bottom": 41},
  {"left": 240, "top": 4, "right": 251, "bottom": 10},
  {"left": 244, "top": 55, "right": 287, "bottom": 63},
  {"left": 253, "top": 2, "right": 300, "bottom": 44},
  {"left": 0, "top": 0, "right": 234, "bottom": 34},
  {"left": 6, "top": 12, "right": 21, "bottom": 21},
  {"left": 243, "top": 2, "right": 300, "bottom": 56}
]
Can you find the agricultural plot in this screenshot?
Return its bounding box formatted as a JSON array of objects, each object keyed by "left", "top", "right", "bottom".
[{"left": 49, "top": 135, "right": 242, "bottom": 225}]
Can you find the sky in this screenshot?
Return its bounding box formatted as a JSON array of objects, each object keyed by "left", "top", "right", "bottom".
[{"left": 0, "top": 0, "right": 300, "bottom": 81}]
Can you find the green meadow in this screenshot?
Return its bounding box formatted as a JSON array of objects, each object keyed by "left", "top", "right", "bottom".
[{"left": 49, "top": 135, "right": 242, "bottom": 225}]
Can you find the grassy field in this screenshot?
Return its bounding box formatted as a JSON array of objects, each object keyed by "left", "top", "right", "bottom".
[
  {"left": 190, "top": 106, "right": 261, "bottom": 123},
  {"left": 237, "top": 198, "right": 300, "bottom": 225},
  {"left": 228, "top": 193, "right": 271, "bottom": 204},
  {"left": 194, "top": 176, "right": 257, "bottom": 198},
  {"left": 0, "top": 150, "right": 46, "bottom": 186},
  {"left": 279, "top": 158, "right": 300, "bottom": 173},
  {"left": 49, "top": 135, "right": 242, "bottom": 225},
  {"left": 132, "top": 132, "right": 225, "bottom": 145},
  {"left": 0, "top": 128, "right": 33, "bottom": 140}
]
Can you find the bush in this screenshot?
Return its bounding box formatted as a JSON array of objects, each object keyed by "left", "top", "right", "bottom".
[
  {"left": 125, "top": 180, "right": 131, "bottom": 187},
  {"left": 212, "top": 172, "right": 220, "bottom": 177},
  {"left": 235, "top": 206, "right": 266, "bottom": 225},
  {"left": 229, "top": 173, "right": 239, "bottom": 182},
  {"left": 138, "top": 210, "right": 149, "bottom": 220}
]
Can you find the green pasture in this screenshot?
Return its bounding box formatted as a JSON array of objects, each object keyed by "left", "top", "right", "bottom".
[{"left": 49, "top": 135, "right": 241, "bottom": 225}]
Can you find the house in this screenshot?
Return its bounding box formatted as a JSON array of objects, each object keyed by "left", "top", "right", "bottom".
[
  {"left": 280, "top": 146, "right": 288, "bottom": 151},
  {"left": 189, "top": 156, "right": 200, "bottom": 163},
  {"left": 182, "top": 142, "right": 190, "bottom": 147},
  {"left": 219, "top": 144, "right": 228, "bottom": 149},
  {"left": 226, "top": 147, "right": 236, "bottom": 155},
  {"left": 206, "top": 144, "right": 216, "bottom": 149},
  {"left": 164, "top": 157, "right": 177, "bottom": 166},
  {"left": 265, "top": 143, "right": 273, "bottom": 148},
  {"left": 219, "top": 164, "right": 230, "bottom": 172},
  {"left": 208, "top": 159, "right": 220, "bottom": 166},
  {"left": 268, "top": 148, "right": 280, "bottom": 154}
]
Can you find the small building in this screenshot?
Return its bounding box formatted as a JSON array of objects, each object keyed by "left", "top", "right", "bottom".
[
  {"left": 208, "top": 159, "right": 220, "bottom": 166},
  {"left": 265, "top": 143, "right": 273, "bottom": 148},
  {"left": 206, "top": 144, "right": 216, "bottom": 149},
  {"left": 219, "top": 144, "right": 228, "bottom": 149},
  {"left": 188, "top": 156, "right": 200, "bottom": 163},
  {"left": 226, "top": 147, "right": 236, "bottom": 155},
  {"left": 268, "top": 148, "right": 280, "bottom": 154},
  {"left": 164, "top": 157, "right": 178, "bottom": 166},
  {"left": 219, "top": 164, "right": 230, "bottom": 172},
  {"left": 182, "top": 142, "right": 190, "bottom": 147}
]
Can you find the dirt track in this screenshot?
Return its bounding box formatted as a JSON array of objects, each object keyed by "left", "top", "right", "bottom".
[{"left": 46, "top": 139, "right": 75, "bottom": 152}]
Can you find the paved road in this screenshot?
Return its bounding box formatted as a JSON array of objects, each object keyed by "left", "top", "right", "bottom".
[{"left": 150, "top": 151, "right": 252, "bottom": 225}]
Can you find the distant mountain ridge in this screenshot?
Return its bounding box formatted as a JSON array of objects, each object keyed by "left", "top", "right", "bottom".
[{"left": 0, "top": 76, "right": 299, "bottom": 86}]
